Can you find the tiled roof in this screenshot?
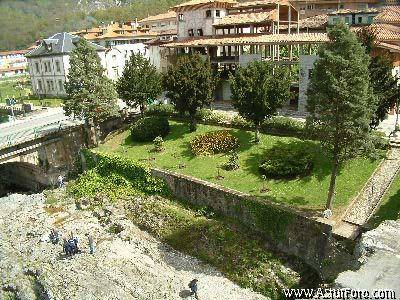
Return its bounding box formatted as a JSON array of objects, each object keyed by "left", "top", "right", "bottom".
[
  {"left": 298, "top": 14, "right": 328, "bottom": 29},
  {"left": 231, "top": 0, "right": 289, "bottom": 8},
  {"left": 172, "top": 0, "right": 237, "bottom": 11},
  {"left": 25, "top": 32, "right": 106, "bottom": 58},
  {"left": 375, "top": 6, "right": 400, "bottom": 24},
  {"left": 328, "top": 8, "right": 379, "bottom": 15},
  {"left": 368, "top": 23, "right": 400, "bottom": 41},
  {"left": 213, "top": 10, "right": 277, "bottom": 26},
  {"left": 139, "top": 11, "right": 176, "bottom": 23},
  {"left": 161, "top": 32, "right": 328, "bottom": 47},
  {"left": 377, "top": 41, "right": 400, "bottom": 52}
]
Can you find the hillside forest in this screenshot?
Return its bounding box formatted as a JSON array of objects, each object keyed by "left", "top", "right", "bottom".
[{"left": 0, "top": 0, "right": 185, "bottom": 51}]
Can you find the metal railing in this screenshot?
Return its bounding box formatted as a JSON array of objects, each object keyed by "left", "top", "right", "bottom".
[{"left": 0, "top": 120, "right": 67, "bottom": 149}]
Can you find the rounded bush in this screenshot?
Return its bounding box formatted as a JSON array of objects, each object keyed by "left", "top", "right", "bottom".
[
  {"left": 144, "top": 104, "right": 175, "bottom": 118},
  {"left": 131, "top": 117, "right": 170, "bottom": 142},
  {"left": 190, "top": 130, "right": 239, "bottom": 156},
  {"left": 259, "top": 143, "right": 314, "bottom": 178}
]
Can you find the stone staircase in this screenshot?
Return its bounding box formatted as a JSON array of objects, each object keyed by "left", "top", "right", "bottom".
[{"left": 334, "top": 147, "right": 400, "bottom": 239}]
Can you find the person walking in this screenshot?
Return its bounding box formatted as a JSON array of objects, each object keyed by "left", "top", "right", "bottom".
[
  {"left": 188, "top": 279, "right": 199, "bottom": 299},
  {"left": 88, "top": 234, "right": 95, "bottom": 255}
]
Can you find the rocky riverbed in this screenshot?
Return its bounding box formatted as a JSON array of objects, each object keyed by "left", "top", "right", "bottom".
[{"left": 0, "top": 193, "right": 267, "bottom": 300}]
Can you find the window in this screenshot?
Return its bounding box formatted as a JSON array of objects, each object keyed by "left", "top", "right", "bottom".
[
  {"left": 178, "top": 14, "right": 184, "bottom": 22},
  {"left": 307, "top": 4, "right": 314, "bottom": 10},
  {"left": 339, "top": 4, "right": 344, "bottom": 9},
  {"left": 345, "top": 16, "right": 350, "bottom": 24},
  {"left": 358, "top": 16, "right": 363, "bottom": 23},
  {"left": 188, "top": 29, "right": 194, "bottom": 36},
  {"left": 332, "top": 17, "right": 339, "bottom": 24},
  {"left": 197, "top": 29, "right": 203, "bottom": 36},
  {"left": 35, "top": 62, "right": 40, "bottom": 74},
  {"left": 308, "top": 69, "right": 313, "bottom": 80},
  {"left": 206, "top": 10, "right": 212, "bottom": 18},
  {"left": 44, "top": 62, "right": 48, "bottom": 72},
  {"left": 367, "top": 16, "right": 374, "bottom": 23},
  {"left": 56, "top": 61, "right": 61, "bottom": 73},
  {"left": 58, "top": 80, "right": 63, "bottom": 91},
  {"left": 216, "top": 10, "right": 221, "bottom": 17},
  {"left": 37, "top": 80, "right": 42, "bottom": 91}
]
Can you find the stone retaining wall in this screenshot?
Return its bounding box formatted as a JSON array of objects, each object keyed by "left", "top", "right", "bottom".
[{"left": 151, "top": 168, "right": 355, "bottom": 280}]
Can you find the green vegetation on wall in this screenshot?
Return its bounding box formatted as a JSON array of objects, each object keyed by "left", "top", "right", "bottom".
[{"left": 73, "top": 149, "right": 169, "bottom": 197}]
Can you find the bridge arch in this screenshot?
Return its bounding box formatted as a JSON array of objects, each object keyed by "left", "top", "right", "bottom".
[{"left": 0, "top": 162, "right": 52, "bottom": 196}]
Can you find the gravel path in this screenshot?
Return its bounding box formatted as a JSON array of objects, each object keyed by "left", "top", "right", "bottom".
[
  {"left": 343, "top": 148, "right": 400, "bottom": 226},
  {"left": 0, "top": 193, "right": 267, "bottom": 300}
]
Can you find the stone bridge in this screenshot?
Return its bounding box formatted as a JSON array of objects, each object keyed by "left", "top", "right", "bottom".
[
  {"left": 0, "top": 125, "right": 85, "bottom": 195},
  {"left": 0, "top": 114, "right": 130, "bottom": 196}
]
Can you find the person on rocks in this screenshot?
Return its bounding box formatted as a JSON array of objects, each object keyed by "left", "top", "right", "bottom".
[
  {"left": 188, "top": 279, "right": 199, "bottom": 299},
  {"left": 57, "top": 174, "right": 64, "bottom": 188},
  {"left": 49, "top": 229, "right": 59, "bottom": 245},
  {"left": 87, "top": 234, "right": 95, "bottom": 255}
]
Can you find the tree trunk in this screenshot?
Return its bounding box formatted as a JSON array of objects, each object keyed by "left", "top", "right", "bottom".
[
  {"left": 84, "top": 118, "right": 98, "bottom": 148},
  {"left": 254, "top": 123, "right": 260, "bottom": 143},
  {"left": 140, "top": 104, "right": 145, "bottom": 117},
  {"left": 189, "top": 115, "right": 197, "bottom": 132},
  {"left": 326, "top": 156, "right": 339, "bottom": 211}
]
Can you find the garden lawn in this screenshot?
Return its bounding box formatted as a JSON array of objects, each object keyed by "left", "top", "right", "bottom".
[
  {"left": 368, "top": 173, "right": 400, "bottom": 228},
  {"left": 97, "top": 121, "right": 383, "bottom": 212},
  {"left": 0, "top": 78, "right": 62, "bottom": 107}
]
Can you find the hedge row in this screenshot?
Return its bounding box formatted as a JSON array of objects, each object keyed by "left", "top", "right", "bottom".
[{"left": 144, "top": 104, "right": 305, "bottom": 137}]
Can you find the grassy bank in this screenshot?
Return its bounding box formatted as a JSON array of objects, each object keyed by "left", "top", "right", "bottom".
[
  {"left": 97, "top": 120, "right": 383, "bottom": 213},
  {"left": 67, "top": 167, "right": 319, "bottom": 299},
  {"left": 368, "top": 173, "right": 400, "bottom": 228}
]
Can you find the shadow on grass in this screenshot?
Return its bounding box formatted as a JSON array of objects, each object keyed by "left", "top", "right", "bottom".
[{"left": 368, "top": 188, "right": 400, "bottom": 228}]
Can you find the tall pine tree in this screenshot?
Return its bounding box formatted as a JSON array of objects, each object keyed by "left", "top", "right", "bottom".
[
  {"left": 117, "top": 52, "right": 163, "bottom": 116},
  {"left": 306, "top": 22, "right": 376, "bottom": 211},
  {"left": 64, "top": 39, "right": 118, "bottom": 146}
]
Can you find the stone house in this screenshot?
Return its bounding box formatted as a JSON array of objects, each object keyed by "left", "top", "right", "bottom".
[{"left": 26, "top": 33, "right": 108, "bottom": 97}]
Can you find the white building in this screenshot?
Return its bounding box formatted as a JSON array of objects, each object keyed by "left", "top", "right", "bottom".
[
  {"left": 0, "top": 50, "right": 29, "bottom": 78},
  {"left": 25, "top": 32, "right": 109, "bottom": 97},
  {"left": 104, "top": 43, "right": 149, "bottom": 80}
]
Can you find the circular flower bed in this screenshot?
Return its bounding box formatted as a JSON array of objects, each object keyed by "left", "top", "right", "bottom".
[{"left": 190, "top": 130, "right": 239, "bottom": 156}]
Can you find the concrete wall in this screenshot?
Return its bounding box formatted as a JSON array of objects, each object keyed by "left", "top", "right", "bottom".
[
  {"left": 299, "top": 55, "right": 318, "bottom": 112},
  {"left": 151, "top": 168, "right": 355, "bottom": 279},
  {"left": 177, "top": 8, "right": 228, "bottom": 39}
]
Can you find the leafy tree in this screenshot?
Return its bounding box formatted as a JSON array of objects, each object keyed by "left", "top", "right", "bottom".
[
  {"left": 306, "top": 22, "right": 376, "bottom": 211},
  {"left": 117, "top": 52, "right": 162, "bottom": 116},
  {"left": 357, "top": 27, "right": 399, "bottom": 128},
  {"left": 230, "top": 61, "right": 291, "bottom": 142},
  {"left": 164, "top": 54, "right": 215, "bottom": 131},
  {"left": 64, "top": 39, "right": 118, "bottom": 146}
]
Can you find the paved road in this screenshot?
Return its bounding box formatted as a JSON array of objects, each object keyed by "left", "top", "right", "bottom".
[{"left": 0, "top": 107, "right": 82, "bottom": 149}]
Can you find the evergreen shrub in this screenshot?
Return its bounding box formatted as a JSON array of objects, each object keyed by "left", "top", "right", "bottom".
[
  {"left": 259, "top": 142, "right": 314, "bottom": 178},
  {"left": 131, "top": 116, "right": 170, "bottom": 142}
]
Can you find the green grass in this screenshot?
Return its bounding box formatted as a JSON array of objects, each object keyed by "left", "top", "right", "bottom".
[
  {"left": 368, "top": 173, "right": 400, "bottom": 228},
  {"left": 0, "top": 77, "right": 62, "bottom": 107},
  {"left": 98, "top": 121, "right": 383, "bottom": 212}
]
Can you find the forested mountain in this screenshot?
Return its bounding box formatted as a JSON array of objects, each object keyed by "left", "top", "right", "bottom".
[{"left": 0, "top": 0, "right": 184, "bottom": 51}]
